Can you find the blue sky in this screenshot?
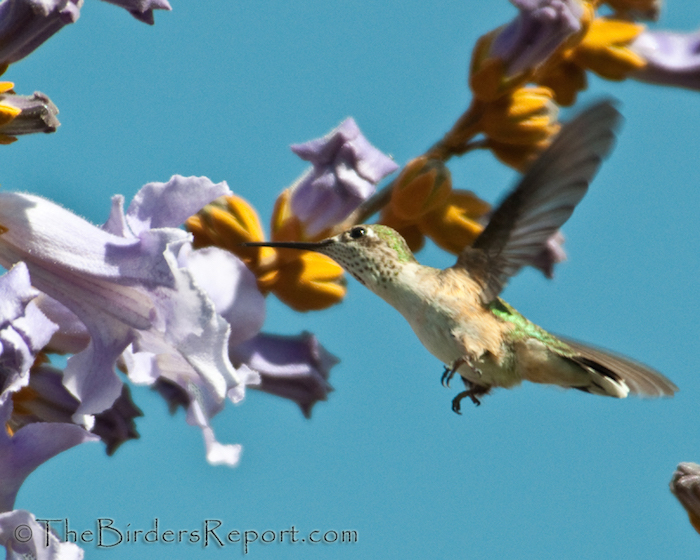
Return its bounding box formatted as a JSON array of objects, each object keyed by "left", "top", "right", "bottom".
[{"left": 5, "top": 0, "right": 700, "bottom": 558}]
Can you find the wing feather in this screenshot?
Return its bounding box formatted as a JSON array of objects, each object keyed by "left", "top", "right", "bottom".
[{"left": 460, "top": 100, "right": 622, "bottom": 303}]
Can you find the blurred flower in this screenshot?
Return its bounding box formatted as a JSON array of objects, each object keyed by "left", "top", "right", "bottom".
[
  {"left": 99, "top": 0, "right": 171, "bottom": 25},
  {"left": 478, "top": 86, "right": 560, "bottom": 168},
  {"left": 0, "top": 510, "right": 84, "bottom": 559},
  {"left": 630, "top": 29, "right": 700, "bottom": 90},
  {"left": 290, "top": 117, "right": 398, "bottom": 237},
  {"left": 0, "top": 0, "right": 82, "bottom": 71},
  {"left": 0, "top": 87, "right": 59, "bottom": 143},
  {"left": 604, "top": 0, "right": 660, "bottom": 21},
  {"left": 480, "top": 86, "right": 560, "bottom": 145},
  {"left": 419, "top": 190, "right": 491, "bottom": 254},
  {"left": 231, "top": 332, "right": 337, "bottom": 418},
  {"left": 571, "top": 17, "right": 646, "bottom": 80},
  {"left": 390, "top": 157, "right": 452, "bottom": 221},
  {"left": 470, "top": 0, "right": 591, "bottom": 101},
  {"left": 670, "top": 462, "right": 700, "bottom": 534}
]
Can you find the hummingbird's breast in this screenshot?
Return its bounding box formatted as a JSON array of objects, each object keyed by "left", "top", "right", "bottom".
[{"left": 382, "top": 265, "right": 515, "bottom": 386}]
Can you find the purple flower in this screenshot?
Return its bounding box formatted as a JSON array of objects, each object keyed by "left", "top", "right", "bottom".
[
  {"left": 0, "top": 0, "right": 82, "bottom": 69},
  {"left": 231, "top": 332, "right": 338, "bottom": 418},
  {"left": 0, "top": 262, "right": 57, "bottom": 396},
  {"left": 290, "top": 117, "right": 398, "bottom": 236},
  {"left": 99, "top": 0, "right": 171, "bottom": 25},
  {"left": 0, "top": 510, "right": 84, "bottom": 559},
  {"left": 491, "top": 0, "right": 585, "bottom": 77},
  {"left": 0, "top": 395, "right": 97, "bottom": 512},
  {"left": 630, "top": 29, "right": 700, "bottom": 91},
  {"left": 0, "top": 176, "right": 239, "bottom": 425},
  {"left": 9, "top": 364, "right": 143, "bottom": 456}
]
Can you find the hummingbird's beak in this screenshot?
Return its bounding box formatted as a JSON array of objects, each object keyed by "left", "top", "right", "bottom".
[{"left": 240, "top": 239, "right": 333, "bottom": 252}]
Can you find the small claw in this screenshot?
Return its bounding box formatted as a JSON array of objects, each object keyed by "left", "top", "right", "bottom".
[
  {"left": 441, "top": 366, "right": 453, "bottom": 388},
  {"left": 441, "top": 358, "right": 465, "bottom": 388}
]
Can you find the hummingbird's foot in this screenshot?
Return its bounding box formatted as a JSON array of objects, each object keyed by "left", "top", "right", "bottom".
[
  {"left": 451, "top": 382, "right": 489, "bottom": 414},
  {"left": 441, "top": 358, "right": 465, "bottom": 387}
]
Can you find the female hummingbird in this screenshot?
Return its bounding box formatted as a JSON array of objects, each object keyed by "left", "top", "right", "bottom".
[{"left": 246, "top": 101, "right": 678, "bottom": 412}]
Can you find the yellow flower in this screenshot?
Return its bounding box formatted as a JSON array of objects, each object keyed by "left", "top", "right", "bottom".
[
  {"left": 419, "top": 190, "right": 490, "bottom": 254},
  {"left": 486, "top": 138, "right": 553, "bottom": 172},
  {"left": 571, "top": 18, "right": 647, "bottom": 80},
  {"left": 270, "top": 250, "right": 346, "bottom": 312},
  {"left": 389, "top": 157, "right": 452, "bottom": 221}
]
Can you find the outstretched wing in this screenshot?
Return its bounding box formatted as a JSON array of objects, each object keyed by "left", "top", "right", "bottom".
[
  {"left": 458, "top": 100, "right": 622, "bottom": 304},
  {"left": 557, "top": 337, "right": 678, "bottom": 397}
]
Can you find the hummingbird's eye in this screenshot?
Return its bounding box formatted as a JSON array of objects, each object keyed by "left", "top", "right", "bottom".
[{"left": 349, "top": 226, "right": 366, "bottom": 240}]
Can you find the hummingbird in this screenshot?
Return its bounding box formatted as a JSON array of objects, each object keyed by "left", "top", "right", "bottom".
[{"left": 245, "top": 101, "right": 678, "bottom": 412}]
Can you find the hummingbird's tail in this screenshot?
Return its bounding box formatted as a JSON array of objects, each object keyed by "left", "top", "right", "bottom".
[{"left": 558, "top": 337, "right": 678, "bottom": 398}]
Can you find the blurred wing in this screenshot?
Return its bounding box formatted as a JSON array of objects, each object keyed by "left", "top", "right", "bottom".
[
  {"left": 460, "top": 100, "right": 622, "bottom": 304},
  {"left": 558, "top": 337, "right": 678, "bottom": 398}
]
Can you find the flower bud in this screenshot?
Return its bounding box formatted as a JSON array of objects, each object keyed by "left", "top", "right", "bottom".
[
  {"left": 480, "top": 86, "right": 560, "bottom": 147},
  {"left": 571, "top": 18, "right": 646, "bottom": 80},
  {"left": 604, "top": 0, "right": 660, "bottom": 22},
  {"left": 389, "top": 157, "right": 452, "bottom": 221},
  {"left": 271, "top": 251, "right": 346, "bottom": 312},
  {"left": 0, "top": 87, "right": 59, "bottom": 143},
  {"left": 186, "top": 195, "right": 275, "bottom": 272},
  {"left": 419, "top": 190, "right": 490, "bottom": 254}
]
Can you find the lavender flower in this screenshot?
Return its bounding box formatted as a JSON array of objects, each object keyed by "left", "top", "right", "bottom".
[
  {"left": 0, "top": 177, "right": 241, "bottom": 424},
  {"left": 231, "top": 332, "right": 338, "bottom": 418},
  {"left": 0, "top": 510, "right": 84, "bottom": 559},
  {"left": 631, "top": 29, "right": 700, "bottom": 91},
  {"left": 0, "top": 262, "right": 57, "bottom": 395},
  {"left": 290, "top": 117, "right": 398, "bottom": 236},
  {"left": 0, "top": 395, "right": 97, "bottom": 512},
  {"left": 491, "top": 0, "right": 585, "bottom": 77},
  {"left": 99, "top": 0, "right": 171, "bottom": 25},
  {"left": 0, "top": 0, "right": 82, "bottom": 69}
]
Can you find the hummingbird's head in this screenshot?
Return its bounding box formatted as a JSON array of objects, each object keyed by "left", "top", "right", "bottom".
[{"left": 244, "top": 224, "right": 417, "bottom": 290}]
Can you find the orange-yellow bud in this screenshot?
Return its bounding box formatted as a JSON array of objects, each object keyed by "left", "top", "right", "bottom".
[
  {"left": 271, "top": 251, "right": 346, "bottom": 312},
  {"left": 572, "top": 18, "right": 646, "bottom": 80},
  {"left": 389, "top": 157, "right": 452, "bottom": 221},
  {"left": 480, "top": 86, "right": 560, "bottom": 146},
  {"left": 186, "top": 195, "right": 275, "bottom": 270},
  {"left": 534, "top": 54, "right": 588, "bottom": 107},
  {"left": 604, "top": 0, "right": 659, "bottom": 21},
  {"left": 419, "top": 190, "right": 490, "bottom": 254},
  {"left": 469, "top": 30, "right": 526, "bottom": 102},
  {"left": 487, "top": 138, "right": 553, "bottom": 171}
]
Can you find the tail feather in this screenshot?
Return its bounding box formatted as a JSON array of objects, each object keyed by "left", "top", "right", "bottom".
[{"left": 559, "top": 337, "right": 678, "bottom": 398}]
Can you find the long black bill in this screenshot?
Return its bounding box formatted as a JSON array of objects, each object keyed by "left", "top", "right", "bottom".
[{"left": 241, "top": 239, "right": 333, "bottom": 251}]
